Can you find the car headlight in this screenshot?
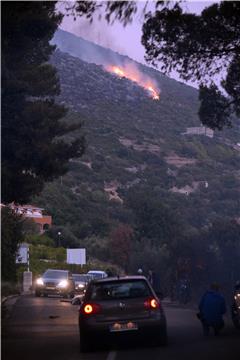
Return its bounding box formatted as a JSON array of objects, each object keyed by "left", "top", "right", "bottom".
[
  {"left": 78, "top": 284, "right": 85, "bottom": 288},
  {"left": 58, "top": 280, "right": 68, "bottom": 288},
  {"left": 36, "top": 278, "right": 44, "bottom": 286}
]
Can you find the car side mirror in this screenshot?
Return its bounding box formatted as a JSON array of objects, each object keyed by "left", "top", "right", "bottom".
[{"left": 71, "top": 296, "right": 83, "bottom": 305}]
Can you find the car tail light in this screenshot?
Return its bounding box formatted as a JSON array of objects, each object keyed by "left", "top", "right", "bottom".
[
  {"left": 144, "top": 297, "right": 160, "bottom": 310},
  {"left": 80, "top": 303, "right": 101, "bottom": 315}
]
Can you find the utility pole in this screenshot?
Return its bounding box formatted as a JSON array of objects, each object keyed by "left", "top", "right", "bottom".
[{"left": 27, "top": 246, "right": 30, "bottom": 272}]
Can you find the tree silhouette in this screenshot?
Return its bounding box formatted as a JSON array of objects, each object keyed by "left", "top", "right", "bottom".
[
  {"left": 109, "top": 224, "right": 134, "bottom": 272},
  {"left": 70, "top": 1, "right": 240, "bottom": 129},
  {"left": 2, "top": 1, "right": 84, "bottom": 203}
]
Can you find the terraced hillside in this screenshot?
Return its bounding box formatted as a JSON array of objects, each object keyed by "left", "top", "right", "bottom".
[{"left": 34, "top": 31, "right": 240, "bottom": 247}]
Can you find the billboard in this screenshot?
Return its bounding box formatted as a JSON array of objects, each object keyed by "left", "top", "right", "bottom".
[
  {"left": 67, "top": 248, "right": 86, "bottom": 265},
  {"left": 16, "top": 243, "right": 29, "bottom": 264}
]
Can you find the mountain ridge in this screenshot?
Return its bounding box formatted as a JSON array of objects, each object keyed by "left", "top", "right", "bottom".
[
  {"left": 52, "top": 29, "right": 199, "bottom": 94},
  {"left": 33, "top": 31, "right": 240, "bottom": 245}
]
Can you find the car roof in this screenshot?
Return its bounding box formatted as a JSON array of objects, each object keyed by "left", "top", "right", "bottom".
[
  {"left": 90, "top": 275, "right": 147, "bottom": 284},
  {"left": 88, "top": 270, "right": 107, "bottom": 274},
  {"left": 45, "top": 269, "right": 68, "bottom": 272}
]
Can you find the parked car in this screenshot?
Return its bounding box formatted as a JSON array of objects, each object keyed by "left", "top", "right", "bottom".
[
  {"left": 78, "top": 276, "right": 167, "bottom": 352},
  {"left": 87, "top": 270, "right": 108, "bottom": 279},
  {"left": 73, "top": 273, "right": 93, "bottom": 295},
  {"left": 35, "top": 269, "right": 75, "bottom": 298}
]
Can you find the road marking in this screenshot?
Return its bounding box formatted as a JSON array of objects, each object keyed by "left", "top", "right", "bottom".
[{"left": 106, "top": 351, "right": 117, "bottom": 360}]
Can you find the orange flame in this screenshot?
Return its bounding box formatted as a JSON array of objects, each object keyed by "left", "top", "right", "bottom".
[
  {"left": 146, "top": 85, "right": 159, "bottom": 100},
  {"left": 112, "top": 66, "right": 125, "bottom": 77},
  {"left": 106, "top": 65, "right": 160, "bottom": 100}
]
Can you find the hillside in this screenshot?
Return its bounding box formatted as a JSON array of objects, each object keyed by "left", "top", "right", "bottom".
[{"left": 34, "top": 31, "right": 240, "bottom": 247}]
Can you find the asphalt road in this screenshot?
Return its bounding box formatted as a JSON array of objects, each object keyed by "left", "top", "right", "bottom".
[{"left": 2, "top": 294, "right": 240, "bottom": 360}]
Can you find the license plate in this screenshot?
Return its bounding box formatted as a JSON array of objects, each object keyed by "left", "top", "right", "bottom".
[
  {"left": 46, "top": 286, "right": 55, "bottom": 290},
  {"left": 110, "top": 322, "right": 138, "bottom": 332}
]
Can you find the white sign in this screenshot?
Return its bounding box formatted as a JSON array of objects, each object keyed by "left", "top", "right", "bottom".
[
  {"left": 67, "top": 248, "right": 86, "bottom": 265},
  {"left": 16, "top": 243, "right": 29, "bottom": 264}
]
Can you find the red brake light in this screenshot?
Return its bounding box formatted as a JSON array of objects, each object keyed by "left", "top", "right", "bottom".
[
  {"left": 80, "top": 303, "right": 101, "bottom": 315},
  {"left": 84, "top": 304, "right": 93, "bottom": 314},
  {"left": 144, "top": 297, "right": 160, "bottom": 310}
]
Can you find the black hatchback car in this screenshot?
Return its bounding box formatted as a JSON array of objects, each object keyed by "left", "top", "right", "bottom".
[
  {"left": 78, "top": 276, "right": 167, "bottom": 352},
  {"left": 35, "top": 269, "right": 75, "bottom": 298}
]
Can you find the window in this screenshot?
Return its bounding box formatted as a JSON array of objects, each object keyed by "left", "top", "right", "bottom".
[{"left": 90, "top": 280, "right": 150, "bottom": 301}]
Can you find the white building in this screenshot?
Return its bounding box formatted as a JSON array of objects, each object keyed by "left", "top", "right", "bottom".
[{"left": 182, "top": 126, "right": 214, "bottom": 138}]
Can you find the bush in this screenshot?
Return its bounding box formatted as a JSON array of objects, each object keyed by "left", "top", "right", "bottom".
[
  {"left": 1, "top": 207, "right": 24, "bottom": 281},
  {"left": 1, "top": 281, "right": 21, "bottom": 297},
  {"left": 25, "top": 234, "right": 54, "bottom": 247}
]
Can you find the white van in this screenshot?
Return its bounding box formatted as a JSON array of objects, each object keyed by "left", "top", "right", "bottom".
[{"left": 87, "top": 270, "right": 108, "bottom": 279}]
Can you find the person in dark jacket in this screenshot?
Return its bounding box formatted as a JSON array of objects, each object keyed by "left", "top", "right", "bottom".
[{"left": 198, "top": 283, "right": 226, "bottom": 336}]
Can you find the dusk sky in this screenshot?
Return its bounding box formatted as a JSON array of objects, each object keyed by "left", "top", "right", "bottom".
[{"left": 60, "top": 1, "right": 218, "bottom": 65}]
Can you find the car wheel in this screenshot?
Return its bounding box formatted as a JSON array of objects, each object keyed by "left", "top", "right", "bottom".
[
  {"left": 79, "top": 333, "right": 91, "bottom": 353},
  {"left": 35, "top": 290, "right": 41, "bottom": 297}
]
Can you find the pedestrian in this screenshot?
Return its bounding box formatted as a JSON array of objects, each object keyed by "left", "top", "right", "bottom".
[
  {"left": 198, "top": 283, "right": 226, "bottom": 336},
  {"left": 178, "top": 278, "right": 191, "bottom": 304}
]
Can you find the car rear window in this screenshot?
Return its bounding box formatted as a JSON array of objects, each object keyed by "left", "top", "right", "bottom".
[{"left": 90, "top": 280, "right": 151, "bottom": 301}]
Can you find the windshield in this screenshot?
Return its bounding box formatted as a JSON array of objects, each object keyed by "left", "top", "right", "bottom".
[
  {"left": 90, "top": 280, "right": 151, "bottom": 301},
  {"left": 43, "top": 270, "right": 68, "bottom": 279}
]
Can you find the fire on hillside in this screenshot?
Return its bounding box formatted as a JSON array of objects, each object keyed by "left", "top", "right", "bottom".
[{"left": 106, "top": 64, "right": 160, "bottom": 100}]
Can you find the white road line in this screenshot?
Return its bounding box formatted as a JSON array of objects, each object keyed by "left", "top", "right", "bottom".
[{"left": 106, "top": 350, "right": 117, "bottom": 360}]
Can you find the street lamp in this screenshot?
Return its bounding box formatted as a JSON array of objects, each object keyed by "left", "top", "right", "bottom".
[{"left": 57, "top": 231, "right": 61, "bottom": 247}]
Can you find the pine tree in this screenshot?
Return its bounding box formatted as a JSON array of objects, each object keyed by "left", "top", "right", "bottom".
[
  {"left": 2, "top": 1, "right": 84, "bottom": 203},
  {"left": 142, "top": 2, "right": 240, "bottom": 129}
]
